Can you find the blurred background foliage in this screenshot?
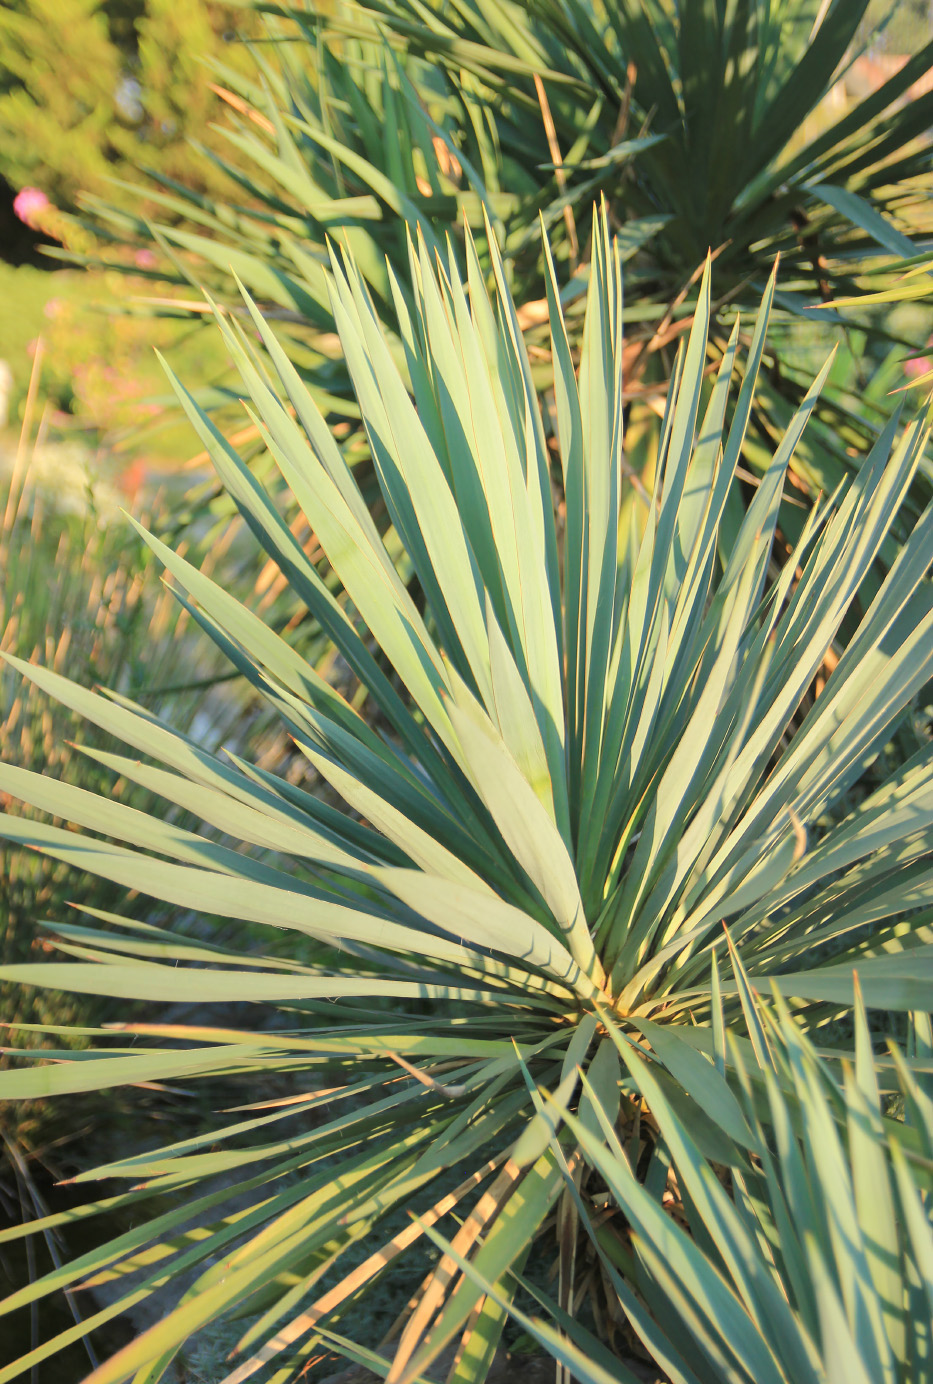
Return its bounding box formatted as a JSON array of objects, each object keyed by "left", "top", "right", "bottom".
[{"left": 861, "top": 0, "right": 932, "bottom": 52}]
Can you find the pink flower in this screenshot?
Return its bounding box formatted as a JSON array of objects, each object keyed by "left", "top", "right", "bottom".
[
  {"left": 13, "top": 186, "right": 50, "bottom": 229},
  {"left": 905, "top": 355, "right": 932, "bottom": 379},
  {"left": 134, "top": 248, "right": 158, "bottom": 269}
]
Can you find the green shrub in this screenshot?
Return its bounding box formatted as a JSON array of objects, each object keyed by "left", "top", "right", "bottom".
[
  {"left": 0, "top": 0, "right": 259, "bottom": 213},
  {"left": 1, "top": 211, "right": 933, "bottom": 1384}
]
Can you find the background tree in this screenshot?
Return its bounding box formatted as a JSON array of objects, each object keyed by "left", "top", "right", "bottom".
[
  {"left": 0, "top": 0, "right": 122, "bottom": 210},
  {"left": 0, "top": 0, "right": 257, "bottom": 219}
]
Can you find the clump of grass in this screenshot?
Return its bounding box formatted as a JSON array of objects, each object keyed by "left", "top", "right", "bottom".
[{"left": 0, "top": 345, "right": 229, "bottom": 1160}]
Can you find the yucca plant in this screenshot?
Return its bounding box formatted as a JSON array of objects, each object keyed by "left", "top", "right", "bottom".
[
  {"left": 2, "top": 210, "right": 933, "bottom": 1383},
  {"left": 293, "top": 0, "right": 933, "bottom": 501},
  {"left": 82, "top": 0, "right": 933, "bottom": 481},
  {"left": 90, "top": 0, "right": 933, "bottom": 329},
  {"left": 308, "top": 0, "right": 933, "bottom": 282},
  {"left": 69, "top": 0, "right": 933, "bottom": 672},
  {"left": 76, "top": 0, "right": 659, "bottom": 373},
  {"left": 429, "top": 982, "right": 933, "bottom": 1384}
]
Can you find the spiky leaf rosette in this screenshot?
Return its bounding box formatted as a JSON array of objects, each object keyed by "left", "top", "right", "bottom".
[{"left": 2, "top": 210, "right": 933, "bottom": 1383}]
